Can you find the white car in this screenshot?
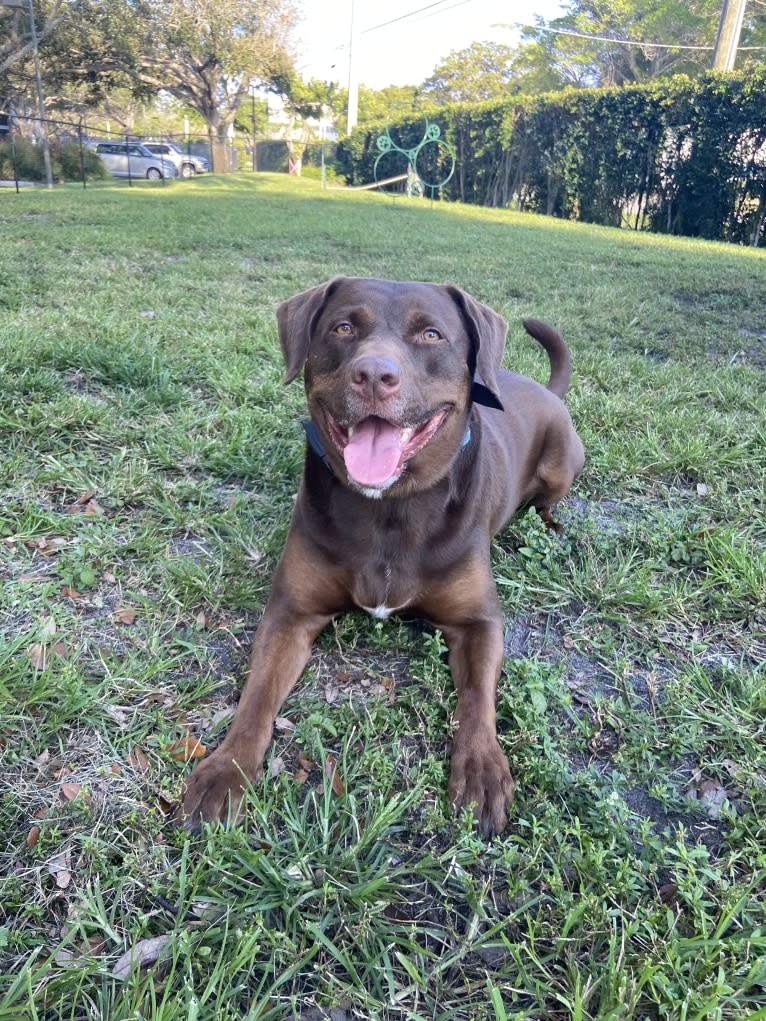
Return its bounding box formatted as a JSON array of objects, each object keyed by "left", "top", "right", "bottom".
[
  {"left": 86, "top": 141, "right": 179, "bottom": 180},
  {"left": 142, "top": 141, "right": 210, "bottom": 178}
]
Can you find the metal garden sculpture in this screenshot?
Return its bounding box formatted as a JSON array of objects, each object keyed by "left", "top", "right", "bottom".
[{"left": 373, "top": 117, "right": 455, "bottom": 199}]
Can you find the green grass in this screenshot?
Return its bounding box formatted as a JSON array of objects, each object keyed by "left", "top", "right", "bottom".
[{"left": 0, "top": 174, "right": 764, "bottom": 1020}]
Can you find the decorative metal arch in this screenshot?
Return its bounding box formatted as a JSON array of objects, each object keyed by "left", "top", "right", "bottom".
[{"left": 373, "top": 116, "right": 455, "bottom": 199}]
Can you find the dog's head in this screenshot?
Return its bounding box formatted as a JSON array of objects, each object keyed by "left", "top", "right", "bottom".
[{"left": 276, "top": 276, "right": 507, "bottom": 498}]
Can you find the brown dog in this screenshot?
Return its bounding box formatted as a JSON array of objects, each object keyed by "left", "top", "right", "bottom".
[{"left": 181, "top": 277, "right": 584, "bottom": 835}]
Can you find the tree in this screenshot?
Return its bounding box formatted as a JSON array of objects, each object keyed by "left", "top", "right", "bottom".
[
  {"left": 128, "top": 0, "right": 298, "bottom": 169},
  {"left": 9, "top": 0, "right": 299, "bottom": 169},
  {"left": 514, "top": 0, "right": 764, "bottom": 89},
  {"left": 357, "top": 84, "right": 421, "bottom": 124},
  {"left": 421, "top": 42, "right": 516, "bottom": 105},
  {"left": 275, "top": 76, "right": 337, "bottom": 174},
  {"left": 0, "top": 0, "right": 67, "bottom": 78}
]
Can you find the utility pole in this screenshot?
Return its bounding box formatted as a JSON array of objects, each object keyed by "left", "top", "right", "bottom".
[
  {"left": 712, "top": 0, "right": 747, "bottom": 71},
  {"left": 346, "top": 0, "right": 358, "bottom": 135}
]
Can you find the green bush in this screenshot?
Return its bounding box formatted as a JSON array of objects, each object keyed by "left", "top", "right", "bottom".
[
  {"left": 337, "top": 69, "right": 766, "bottom": 246},
  {"left": 0, "top": 137, "right": 109, "bottom": 183}
]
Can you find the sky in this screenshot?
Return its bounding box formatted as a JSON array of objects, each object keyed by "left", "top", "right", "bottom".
[{"left": 296, "top": 0, "right": 565, "bottom": 91}]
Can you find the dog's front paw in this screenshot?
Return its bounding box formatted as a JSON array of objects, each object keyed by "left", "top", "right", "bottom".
[
  {"left": 448, "top": 732, "right": 515, "bottom": 836},
  {"left": 176, "top": 751, "right": 261, "bottom": 833}
]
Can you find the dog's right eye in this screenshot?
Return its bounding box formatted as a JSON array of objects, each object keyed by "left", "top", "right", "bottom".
[{"left": 333, "top": 322, "right": 354, "bottom": 337}]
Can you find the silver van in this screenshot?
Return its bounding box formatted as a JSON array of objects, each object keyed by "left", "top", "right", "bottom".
[
  {"left": 86, "top": 141, "right": 179, "bottom": 180},
  {"left": 142, "top": 141, "right": 209, "bottom": 177}
]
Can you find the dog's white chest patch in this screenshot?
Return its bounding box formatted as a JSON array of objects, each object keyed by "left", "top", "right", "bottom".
[
  {"left": 360, "top": 602, "right": 408, "bottom": 620},
  {"left": 361, "top": 604, "right": 395, "bottom": 620}
]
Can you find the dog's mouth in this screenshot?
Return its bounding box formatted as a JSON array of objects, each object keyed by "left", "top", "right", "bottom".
[{"left": 325, "top": 409, "right": 448, "bottom": 489}]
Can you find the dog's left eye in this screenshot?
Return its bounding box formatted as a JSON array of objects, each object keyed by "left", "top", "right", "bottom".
[
  {"left": 421, "top": 328, "right": 443, "bottom": 342},
  {"left": 334, "top": 322, "right": 354, "bottom": 337}
]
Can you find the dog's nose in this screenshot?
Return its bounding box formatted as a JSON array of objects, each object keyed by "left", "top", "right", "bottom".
[{"left": 351, "top": 355, "right": 401, "bottom": 401}]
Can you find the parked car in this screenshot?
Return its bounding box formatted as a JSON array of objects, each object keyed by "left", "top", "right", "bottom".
[
  {"left": 142, "top": 141, "right": 209, "bottom": 177},
  {"left": 85, "top": 140, "right": 179, "bottom": 180}
]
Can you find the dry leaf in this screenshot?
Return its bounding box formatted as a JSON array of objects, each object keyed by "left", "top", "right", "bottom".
[
  {"left": 697, "top": 779, "right": 728, "bottom": 819},
  {"left": 113, "top": 935, "right": 172, "bottom": 980},
  {"left": 60, "top": 782, "right": 84, "bottom": 802},
  {"left": 294, "top": 768, "right": 310, "bottom": 784},
  {"left": 51, "top": 641, "right": 68, "bottom": 658},
  {"left": 325, "top": 754, "right": 345, "bottom": 797},
  {"left": 111, "top": 762, "right": 122, "bottom": 775},
  {"left": 166, "top": 736, "right": 206, "bottom": 762},
  {"left": 47, "top": 849, "right": 72, "bottom": 889},
  {"left": 297, "top": 753, "right": 316, "bottom": 772},
  {"left": 60, "top": 586, "right": 82, "bottom": 600},
  {"left": 127, "top": 747, "right": 150, "bottom": 773},
  {"left": 26, "top": 825, "right": 42, "bottom": 849},
  {"left": 113, "top": 607, "right": 137, "bottom": 626},
  {"left": 28, "top": 643, "right": 47, "bottom": 670},
  {"left": 72, "top": 488, "right": 97, "bottom": 506},
  {"left": 102, "top": 571, "right": 117, "bottom": 584},
  {"left": 270, "top": 756, "right": 285, "bottom": 778},
  {"left": 274, "top": 716, "right": 296, "bottom": 733}
]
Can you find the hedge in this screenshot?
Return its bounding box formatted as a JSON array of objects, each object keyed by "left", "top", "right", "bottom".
[{"left": 336, "top": 70, "right": 766, "bottom": 246}]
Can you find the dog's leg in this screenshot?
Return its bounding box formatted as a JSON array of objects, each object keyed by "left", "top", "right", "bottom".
[
  {"left": 426, "top": 560, "right": 515, "bottom": 836},
  {"left": 179, "top": 539, "right": 340, "bottom": 831}
]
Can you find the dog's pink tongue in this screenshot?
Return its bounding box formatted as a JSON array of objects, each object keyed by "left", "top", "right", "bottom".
[{"left": 344, "top": 418, "right": 402, "bottom": 487}]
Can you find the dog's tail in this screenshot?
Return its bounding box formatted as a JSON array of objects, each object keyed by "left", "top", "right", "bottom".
[{"left": 522, "top": 318, "right": 573, "bottom": 399}]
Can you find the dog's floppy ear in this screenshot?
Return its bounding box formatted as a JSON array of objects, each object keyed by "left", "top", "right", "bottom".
[
  {"left": 445, "top": 285, "right": 507, "bottom": 409},
  {"left": 277, "top": 277, "right": 346, "bottom": 384}
]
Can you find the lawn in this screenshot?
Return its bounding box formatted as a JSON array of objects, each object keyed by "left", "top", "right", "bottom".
[{"left": 0, "top": 173, "right": 764, "bottom": 1021}]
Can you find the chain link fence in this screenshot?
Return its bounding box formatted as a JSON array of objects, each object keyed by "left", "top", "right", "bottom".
[{"left": 0, "top": 110, "right": 337, "bottom": 190}]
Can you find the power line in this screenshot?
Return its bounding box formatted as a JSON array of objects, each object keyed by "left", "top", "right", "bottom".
[
  {"left": 526, "top": 24, "right": 766, "bottom": 52},
  {"left": 363, "top": 0, "right": 475, "bottom": 36}
]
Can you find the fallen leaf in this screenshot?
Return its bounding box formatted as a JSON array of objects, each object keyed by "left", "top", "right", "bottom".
[
  {"left": 696, "top": 483, "right": 709, "bottom": 496},
  {"left": 28, "top": 643, "right": 47, "bottom": 670},
  {"left": 51, "top": 641, "right": 68, "bottom": 658},
  {"left": 26, "top": 825, "right": 42, "bottom": 849},
  {"left": 270, "top": 756, "right": 285, "bottom": 778},
  {"left": 60, "top": 782, "right": 84, "bottom": 802},
  {"left": 297, "top": 753, "right": 316, "bottom": 772},
  {"left": 111, "top": 762, "right": 122, "bottom": 775},
  {"left": 47, "top": 849, "right": 72, "bottom": 889},
  {"left": 697, "top": 779, "right": 728, "bottom": 819},
  {"left": 194, "top": 610, "right": 209, "bottom": 629},
  {"left": 102, "top": 572, "right": 117, "bottom": 585},
  {"left": 127, "top": 747, "right": 150, "bottom": 773},
  {"left": 113, "top": 935, "right": 172, "bottom": 980},
  {"left": 274, "top": 716, "right": 296, "bottom": 733},
  {"left": 166, "top": 736, "right": 206, "bottom": 762},
  {"left": 60, "top": 586, "right": 82, "bottom": 600},
  {"left": 113, "top": 607, "right": 137, "bottom": 626},
  {"left": 294, "top": 768, "right": 310, "bottom": 784},
  {"left": 325, "top": 685, "right": 339, "bottom": 704},
  {"left": 658, "top": 882, "right": 680, "bottom": 904},
  {"left": 72, "top": 488, "right": 97, "bottom": 506},
  {"left": 325, "top": 754, "right": 345, "bottom": 797}
]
